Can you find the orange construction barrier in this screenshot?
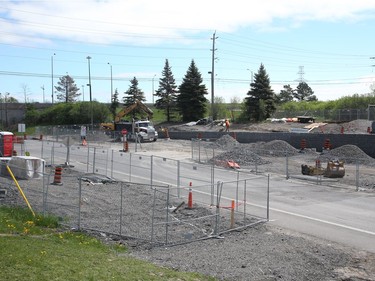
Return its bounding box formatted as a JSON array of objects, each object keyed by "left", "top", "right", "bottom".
[
  {"left": 52, "top": 166, "right": 63, "bottom": 185},
  {"left": 227, "top": 160, "right": 240, "bottom": 169},
  {"left": 323, "top": 138, "right": 331, "bottom": 150},
  {"left": 187, "top": 188, "right": 193, "bottom": 209},
  {"left": 123, "top": 140, "right": 129, "bottom": 152},
  {"left": 187, "top": 182, "right": 193, "bottom": 209}
]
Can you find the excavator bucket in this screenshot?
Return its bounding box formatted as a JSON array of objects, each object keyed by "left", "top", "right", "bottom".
[{"left": 324, "top": 160, "right": 345, "bottom": 178}]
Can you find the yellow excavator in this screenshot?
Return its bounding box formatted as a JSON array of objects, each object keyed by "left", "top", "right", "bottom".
[
  {"left": 101, "top": 100, "right": 154, "bottom": 131},
  {"left": 101, "top": 100, "right": 158, "bottom": 142}
]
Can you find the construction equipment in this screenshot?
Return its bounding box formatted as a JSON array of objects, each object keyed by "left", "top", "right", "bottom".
[
  {"left": 115, "top": 120, "right": 158, "bottom": 142},
  {"left": 101, "top": 100, "right": 157, "bottom": 142},
  {"left": 301, "top": 159, "right": 345, "bottom": 178},
  {"left": 101, "top": 100, "right": 154, "bottom": 131},
  {"left": 324, "top": 160, "right": 345, "bottom": 178}
]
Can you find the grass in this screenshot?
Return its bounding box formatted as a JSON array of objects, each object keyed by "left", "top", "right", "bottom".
[{"left": 0, "top": 206, "right": 216, "bottom": 281}]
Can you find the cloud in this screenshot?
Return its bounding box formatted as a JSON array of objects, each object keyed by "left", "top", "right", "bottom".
[{"left": 1, "top": 0, "right": 375, "bottom": 45}]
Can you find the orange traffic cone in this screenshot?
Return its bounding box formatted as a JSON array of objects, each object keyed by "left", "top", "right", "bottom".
[{"left": 82, "top": 139, "right": 87, "bottom": 146}]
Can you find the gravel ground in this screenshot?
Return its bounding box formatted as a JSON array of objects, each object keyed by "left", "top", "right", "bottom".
[{"left": 1, "top": 126, "right": 375, "bottom": 280}]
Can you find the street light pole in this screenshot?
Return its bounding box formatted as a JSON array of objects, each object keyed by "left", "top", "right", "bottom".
[
  {"left": 247, "top": 68, "right": 254, "bottom": 85},
  {"left": 210, "top": 31, "right": 218, "bottom": 121},
  {"left": 51, "top": 53, "right": 55, "bottom": 104},
  {"left": 108, "top": 62, "right": 113, "bottom": 103},
  {"left": 81, "top": 85, "right": 85, "bottom": 101},
  {"left": 152, "top": 74, "right": 156, "bottom": 103},
  {"left": 86, "top": 56, "right": 93, "bottom": 130}
]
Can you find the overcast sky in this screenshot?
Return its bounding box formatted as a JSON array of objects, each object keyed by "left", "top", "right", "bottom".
[{"left": 1, "top": 0, "right": 375, "bottom": 103}]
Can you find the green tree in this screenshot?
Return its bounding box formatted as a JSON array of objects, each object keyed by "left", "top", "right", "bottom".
[
  {"left": 213, "top": 96, "right": 228, "bottom": 120},
  {"left": 243, "top": 64, "right": 276, "bottom": 121},
  {"left": 276, "top": 84, "right": 295, "bottom": 104},
  {"left": 294, "top": 82, "right": 317, "bottom": 101},
  {"left": 55, "top": 75, "right": 81, "bottom": 103},
  {"left": 177, "top": 60, "right": 208, "bottom": 122},
  {"left": 154, "top": 59, "right": 178, "bottom": 122},
  {"left": 123, "top": 77, "right": 146, "bottom": 119},
  {"left": 109, "top": 88, "right": 120, "bottom": 121},
  {"left": 123, "top": 77, "right": 146, "bottom": 106},
  {"left": 24, "top": 104, "right": 39, "bottom": 127},
  {"left": 228, "top": 96, "right": 241, "bottom": 121},
  {"left": 36, "top": 102, "right": 109, "bottom": 125}
]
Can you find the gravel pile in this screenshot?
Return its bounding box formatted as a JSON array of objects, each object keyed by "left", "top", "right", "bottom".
[
  {"left": 319, "top": 144, "right": 375, "bottom": 166},
  {"left": 247, "top": 140, "right": 301, "bottom": 157},
  {"left": 211, "top": 146, "right": 270, "bottom": 166},
  {"left": 210, "top": 139, "right": 301, "bottom": 167},
  {"left": 214, "top": 134, "right": 240, "bottom": 147}
]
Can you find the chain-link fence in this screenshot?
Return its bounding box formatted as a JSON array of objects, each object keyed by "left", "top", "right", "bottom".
[
  {"left": 191, "top": 138, "right": 375, "bottom": 191},
  {"left": 1, "top": 160, "right": 269, "bottom": 247}
]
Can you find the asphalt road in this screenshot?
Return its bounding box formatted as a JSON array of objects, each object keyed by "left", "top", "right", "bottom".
[{"left": 18, "top": 139, "right": 375, "bottom": 253}]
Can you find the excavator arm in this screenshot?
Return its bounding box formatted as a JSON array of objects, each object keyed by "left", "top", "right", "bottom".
[{"left": 114, "top": 100, "right": 153, "bottom": 122}]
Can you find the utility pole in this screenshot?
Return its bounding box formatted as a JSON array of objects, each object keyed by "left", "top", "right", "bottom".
[
  {"left": 51, "top": 53, "right": 55, "bottom": 104},
  {"left": 87, "top": 56, "right": 93, "bottom": 131},
  {"left": 41, "top": 85, "right": 45, "bottom": 103},
  {"left": 108, "top": 63, "right": 113, "bottom": 102},
  {"left": 152, "top": 74, "right": 156, "bottom": 103},
  {"left": 210, "top": 31, "right": 218, "bottom": 121}
]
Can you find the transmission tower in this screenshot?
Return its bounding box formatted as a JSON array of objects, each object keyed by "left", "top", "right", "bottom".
[{"left": 297, "top": 66, "right": 306, "bottom": 83}]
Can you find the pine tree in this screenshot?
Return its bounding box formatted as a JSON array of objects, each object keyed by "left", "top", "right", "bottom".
[
  {"left": 244, "top": 64, "right": 276, "bottom": 121},
  {"left": 154, "top": 59, "right": 178, "bottom": 122},
  {"left": 55, "top": 75, "right": 81, "bottom": 103},
  {"left": 294, "top": 82, "right": 317, "bottom": 101},
  {"left": 123, "top": 77, "right": 146, "bottom": 106},
  {"left": 123, "top": 77, "right": 146, "bottom": 119},
  {"left": 276, "top": 84, "right": 295, "bottom": 104},
  {"left": 110, "top": 88, "right": 120, "bottom": 121},
  {"left": 177, "top": 60, "right": 208, "bottom": 122}
]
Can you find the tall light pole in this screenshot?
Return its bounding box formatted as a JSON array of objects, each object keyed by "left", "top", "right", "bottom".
[
  {"left": 51, "top": 53, "right": 56, "bottom": 104},
  {"left": 5, "top": 92, "right": 9, "bottom": 128},
  {"left": 41, "top": 85, "right": 45, "bottom": 103},
  {"left": 247, "top": 68, "right": 254, "bottom": 84},
  {"left": 0, "top": 93, "right": 2, "bottom": 128},
  {"left": 65, "top": 73, "right": 69, "bottom": 103},
  {"left": 210, "top": 31, "right": 218, "bottom": 121},
  {"left": 152, "top": 74, "right": 156, "bottom": 103},
  {"left": 86, "top": 56, "right": 93, "bottom": 130},
  {"left": 107, "top": 62, "right": 113, "bottom": 103},
  {"left": 81, "top": 85, "right": 85, "bottom": 101}
]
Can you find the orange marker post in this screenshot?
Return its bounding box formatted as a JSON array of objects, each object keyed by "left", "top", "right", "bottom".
[{"left": 230, "top": 199, "right": 235, "bottom": 229}]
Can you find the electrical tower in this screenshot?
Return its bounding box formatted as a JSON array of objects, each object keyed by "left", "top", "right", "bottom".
[{"left": 297, "top": 66, "right": 306, "bottom": 83}]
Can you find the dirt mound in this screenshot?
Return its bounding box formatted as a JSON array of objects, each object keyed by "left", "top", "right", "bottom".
[
  {"left": 214, "top": 134, "right": 239, "bottom": 147},
  {"left": 242, "top": 140, "right": 301, "bottom": 157},
  {"left": 319, "top": 144, "right": 375, "bottom": 165},
  {"left": 211, "top": 147, "right": 270, "bottom": 166}
]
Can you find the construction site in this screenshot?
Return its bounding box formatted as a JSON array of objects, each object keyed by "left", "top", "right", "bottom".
[{"left": 0, "top": 121, "right": 375, "bottom": 280}]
